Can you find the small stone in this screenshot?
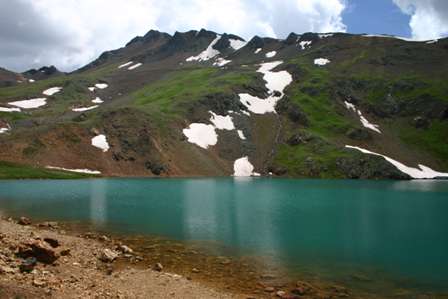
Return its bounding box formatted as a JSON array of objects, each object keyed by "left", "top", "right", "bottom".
[
  {"left": 99, "top": 249, "right": 119, "bottom": 263},
  {"left": 276, "top": 291, "right": 286, "bottom": 297},
  {"left": 192, "top": 268, "right": 200, "bottom": 273},
  {"left": 154, "top": 263, "right": 163, "bottom": 272},
  {"left": 117, "top": 245, "right": 133, "bottom": 254},
  {"left": 99, "top": 235, "right": 110, "bottom": 242},
  {"left": 33, "top": 278, "right": 47, "bottom": 287},
  {"left": 0, "top": 265, "right": 16, "bottom": 274},
  {"left": 264, "top": 287, "right": 275, "bottom": 293},
  {"left": 18, "top": 217, "right": 31, "bottom": 225},
  {"left": 60, "top": 249, "right": 71, "bottom": 256}
]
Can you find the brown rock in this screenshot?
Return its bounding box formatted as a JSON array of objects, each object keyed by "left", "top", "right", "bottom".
[
  {"left": 18, "top": 240, "right": 59, "bottom": 264},
  {"left": 192, "top": 268, "right": 200, "bottom": 273},
  {"left": 18, "top": 217, "right": 31, "bottom": 225},
  {"left": 33, "top": 278, "right": 47, "bottom": 287},
  {"left": 264, "top": 287, "right": 275, "bottom": 293},
  {"left": 276, "top": 290, "right": 286, "bottom": 297}
]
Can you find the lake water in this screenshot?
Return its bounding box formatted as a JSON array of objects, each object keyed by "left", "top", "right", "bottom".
[{"left": 0, "top": 178, "right": 447, "bottom": 295}]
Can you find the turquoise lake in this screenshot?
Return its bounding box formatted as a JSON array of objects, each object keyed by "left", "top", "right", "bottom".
[{"left": 0, "top": 178, "right": 447, "bottom": 294}]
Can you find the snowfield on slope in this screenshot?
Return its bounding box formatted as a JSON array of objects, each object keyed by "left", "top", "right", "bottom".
[
  {"left": 0, "top": 124, "right": 10, "bottom": 134},
  {"left": 128, "top": 63, "right": 142, "bottom": 70},
  {"left": 233, "top": 157, "right": 260, "bottom": 177},
  {"left": 0, "top": 107, "right": 21, "bottom": 112},
  {"left": 72, "top": 105, "right": 99, "bottom": 112},
  {"left": 186, "top": 35, "right": 222, "bottom": 62},
  {"left": 213, "top": 58, "right": 231, "bottom": 67},
  {"left": 239, "top": 61, "right": 293, "bottom": 114},
  {"left": 92, "top": 97, "right": 104, "bottom": 104},
  {"left": 118, "top": 61, "right": 133, "bottom": 69},
  {"left": 9, "top": 98, "right": 47, "bottom": 109},
  {"left": 299, "top": 41, "right": 312, "bottom": 50},
  {"left": 43, "top": 87, "right": 62, "bottom": 96},
  {"left": 95, "top": 83, "right": 108, "bottom": 89},
  {"left": 91, "top": 134, "right": 110, "bottom": 152},
  {"left": 46, "top": 166, "right": 101, "bottom": 175},
  {"left": 314, "top": 58, "right": 331, "bottom": 66},
  {"left": 183, "top": 123, "right": 218, "bottom": 149},
  {"left": 344, "top": 101, "right": 381, "bottom": 133},
  {"left": 265, "top": 51, "right": 277, "bottom": 58},
  {"left": 229, "top": 39, "right": 247, "bottom": 50},
  {"left": 345, "top": 145, "right": 448, "bottom": 179},
  {"left": 209, "top": 112, "right": 235, "bottom": 130}
]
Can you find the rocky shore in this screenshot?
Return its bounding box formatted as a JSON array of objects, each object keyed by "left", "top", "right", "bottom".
[
  {"left": 1, "top": 215, "right": 423, "bottom": 299},
  {"left": 0, "top": 216, "right": 243, "bottom": 298}
]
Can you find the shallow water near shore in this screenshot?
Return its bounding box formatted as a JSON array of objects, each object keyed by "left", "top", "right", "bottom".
[{"left": 0, "top": 178, "right": 448, "bottom": 297}]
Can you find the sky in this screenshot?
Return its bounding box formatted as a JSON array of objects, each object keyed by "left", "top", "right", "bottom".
[{"left": 0, "top": 0, "right": 447, "bottom": 72}]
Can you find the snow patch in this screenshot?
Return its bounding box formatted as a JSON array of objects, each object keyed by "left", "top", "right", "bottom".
[
  {"left": 426, "top": 39, "right": 438, "bottom": 44},
  {"left": 118, "top": 61, "right": 133, "bottom": 69},
  {"left": 46, "top": 166, "right": 101, "bottom": 175},
  {"left": 229, "top": 39, "right": 247, "bottom": 50},
  {"left": 233, "top": 157, "right": 260, "bottom": 177},
  {"left": 91, "top": 134, "right": 110, "bottom": 152},
  {"left": 254, "top": 48, "right": 262, "bottom": 54},
  {"left": 95, "top": 83, "right": 108, "bottom": 89},
  {"left": 72, "top": 105, "right": 99, "bottom": 112},
  {"left": 88, "top": 87, "right": 96, "bottom": 92},
  {"left": 299, "top": 41, "right": 312, "bottom": 50},
  {"left": 9, "top": 98, "right": 47, "bottom": 109},
  {"left": 91, "top": 97, "right": 104, "bottom": 104},
  {"left": 314, "top": 58, "right": 331, "bottom": 66},
  {"left": 345, "top": 145, "right": 448, "bottom": 179},
  {"left": 344, "top": 101, "right": 381, "bottom": 133},
  {"left": 209, "top": 112, "right": 235, "bottom": 130},
  {"left": 43, "top": 87, "right": 62, "bottom": 96},
  {"left": 28, "top": 79, "right": 35, "bottom": 83},
  {"left": 319, "top": 33, "right": 334, "bottom": 38},
  {"left": 0, "top": 107, "right": 21, "bottom": 112},
  {"left": 362, "top": 34, "right": 415, "bottom": 42},
  {"left": 0, "top": 124, "right": 10, "bottom": 134},
  {"left": 265, "top": 51, "right": 277, "bottom": 58},
  {"left": 186, "top": 35, "right": 222, "bottom": 62},
  {"left": 213, "top": 58, "right": 231, "bottom": 67},
  {"left": 237, "top": 130, "right": 246, "bottom": 140},
  {"left": 239, "top": 61, "right": 292, "bottom": 114},
  {"left": 183, "top": 123, "right": 218, "bottom": 149},
  {"left": 128, "top": 63, "right": 142, "bottom": 70}
]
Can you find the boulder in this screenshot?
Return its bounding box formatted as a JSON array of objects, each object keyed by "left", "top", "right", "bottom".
[
  {"left": 117, "top": 245, "right": 133, "bottom": 254},
  {"left": 18, "top": 240, "right": 59, "bottom": 264}
]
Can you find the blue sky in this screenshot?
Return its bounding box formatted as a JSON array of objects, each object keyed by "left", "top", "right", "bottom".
[{"left": 344, "top": 0, "right": 412, "bottom": 37}]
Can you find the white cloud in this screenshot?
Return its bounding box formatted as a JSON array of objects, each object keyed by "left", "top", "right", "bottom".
[
  {"left": 393, "top": 0, "right": 448, "bottom": 40},
  {"left": 0, "top": 0, "right": 347, "bottom": 72}
]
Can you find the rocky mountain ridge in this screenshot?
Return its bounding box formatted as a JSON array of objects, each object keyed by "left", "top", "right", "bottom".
[{"left": 0, "top": 28, "right": 447, "bottom": 179}]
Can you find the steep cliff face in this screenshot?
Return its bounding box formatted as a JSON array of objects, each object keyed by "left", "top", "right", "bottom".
[{"left": 0, "top": 29, "right": 447, "bottom": 179}]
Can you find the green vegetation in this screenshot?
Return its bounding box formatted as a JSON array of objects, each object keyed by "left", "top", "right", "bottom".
[
  {"left": 0, "top": 161, "right": 95, "bottom": 179},
  {"left": 133, "top": 67, "right": 256, "bottom": 123}
]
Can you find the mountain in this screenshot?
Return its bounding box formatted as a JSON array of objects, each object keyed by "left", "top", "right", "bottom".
[
  {"left": 22, "top": 65, "right": 64, "bottom": 81},
  {"left": 0, "top": 29, "right": 447, "bottom": 179},
  {"left": 0, "top": 67, "right": 26, "bottom": 87}
]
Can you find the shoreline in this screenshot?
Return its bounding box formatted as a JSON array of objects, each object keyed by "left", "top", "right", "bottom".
[{"left": 0, "top": 215, "right": 362, "bottom": 299}]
